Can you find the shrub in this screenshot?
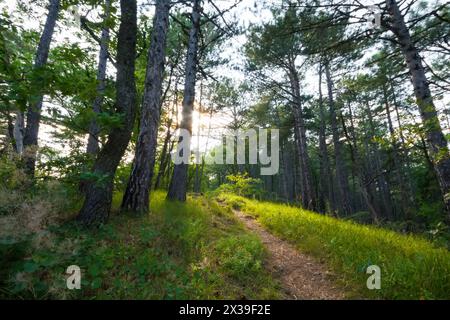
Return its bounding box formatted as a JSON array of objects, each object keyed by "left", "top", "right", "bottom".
[
  {"left": 0, "top": 155, "right": 28, "bottom": 190},
  {"left": 216, "top": 173, "right": 265, "bottom": 198}
]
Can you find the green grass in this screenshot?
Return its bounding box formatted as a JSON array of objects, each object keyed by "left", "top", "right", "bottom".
[
  {"left": 0, "top": 191, "right": 281, "bottom": 299},
  {"left": 4, "top": 188, "right": 449, "bottom": 300},
  {"left": 217, "top": 193, "right": 450, "bottom": 300}
]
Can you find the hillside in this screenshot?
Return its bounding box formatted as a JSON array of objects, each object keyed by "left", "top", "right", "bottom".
[{"left": 2, "top": 190, "right": 449, "bottom": 300}]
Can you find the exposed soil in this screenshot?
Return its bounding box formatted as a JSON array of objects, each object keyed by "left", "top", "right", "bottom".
[{"left": 233, "top": 209, "right": 345, "bottom": 300}]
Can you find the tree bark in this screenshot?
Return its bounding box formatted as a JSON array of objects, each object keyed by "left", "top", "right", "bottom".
[
  {"left": 77, "top": 0, "right": 137, "bottom": 227},
  {"left": 287, "top": 62, "right": 316, "bottom": 210},
  {"left": 167, "top": 0, "right": 201, "bottom": 202},
  {"left": 154, "top": 118, "right": 173, "bottom": 190},
  {"left": 121, "top": 0, "right": 170, "bottom": 213},
  {"left": 4, "top": 113, "right": 15, "bottom": 152},
  {"left": 318, "top": 65, "right": 335, "bottom": 213},
  {"left": 340, "top": 106, "right": 380, "bottom": 223},
  {"left": 13, "top": 112, "right": 24, "bottom": 154},
  {"left": 194, "top": 82, "right": 204, "bottom": 194},
  {"left": 155, "top": 81, "right": 179, "bottom": 190},
  {"left": 391, "top": 79, "right": 417, "bottom": 217},
  {"left": 22, "top": 0, "right": 60, "bottom": 176},
  {"left": 345, "top": 100, "right": 360, "bottom": 211},
  {"left": 324, "top": 60, "right": 352, "bottom": 215},
  {"left": 386, "top": 0, "right": 450, "bottom": 218},
  {"left": 197, "top": 109, "right": 213, "bottom": 193},
  {"left": 87, "top": 0, "right": 111, "bottom": 155},
  {"left": 383, "top": 83, "right": 409, "bottom": 220},
  {"left": 279, "top": 142, "right": 291, "bottom": 202},
  {"left": 364, "top": 98, "right": 393, "bottom": 220}
]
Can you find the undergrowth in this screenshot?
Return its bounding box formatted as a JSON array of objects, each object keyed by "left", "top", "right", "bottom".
[{"left": 0, "top": 191, "right": 280, "bottom": 299}]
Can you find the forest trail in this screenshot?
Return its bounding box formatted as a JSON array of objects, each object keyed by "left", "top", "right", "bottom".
[{"left": 232, "top": 209, "right": 345, "bottom": 300}]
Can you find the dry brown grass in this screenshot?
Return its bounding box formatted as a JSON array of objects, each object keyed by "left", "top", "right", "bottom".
[{"left": 0, "top": 181, "right": 77, "bottom": 245}]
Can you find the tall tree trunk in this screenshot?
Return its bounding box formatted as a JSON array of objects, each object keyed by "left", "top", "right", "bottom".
[
  {"left": 22, "top": 0, "right": 60, "bottom": 176},
  {"left": 287, "top": 63, "right": 316, "bottom": 210},
  {"left": 87, "top": 0, "right": 111, "bottom": 155},
  {"left": 77, "top": 0, "right": 137, "bottom": 227},
  {"left": 383, "top": 83, "right": 410, "bottom": 220},
  {"left": 287, "top": 144, "right": 296, "bottom": 201},
  {"left": 194, "top": 82, "right": 203, "bottom": 194},
  {"left": 13, "top": 112, "right": 24, "bottom": 154},
  {"left": 121, "top": 0, "right": 170, "bottom": 213},
  {"left": 324, "top": 60, "right": 352, "bottom": 215},
  {"left": 198, "top": 109, "right": 213, "bottom": 192},
  {"left": 167, "top": 0, "right": 201, "bottom": 202},
  {"left": 387, "top": 0, "right": 450, "bottom": 218},
  {"left": 391, "top": 79, "right": 417, "bottom": 215},
  {"left": 318, "top": 65, "right": 335, "bottom": 213},
  {"left": 155, "top": 80, "right": 179, "bottom": 190},
  {"left": 340, "top": 107, "right": 380, "bottom": 223},
  {"left": 274, "top": 107, "right": 290, "bottom": 202},
  {"left": 163, "top": 144, "right": 175, "bottom": 187},
  {"left": 280, "top": 143, "right": 290, "bottom": 201},
  {"left": 194, "top": 155, "right": 201, "bottom": 193},
  {"left": 345, "top": 101, "right": 365, "bottom": 212},
  {"left": 365, "top": 98, "right": 393, "bottom": 220},
  {"left": 4, "top": 113, "right": 15, "bottom": 152},
  {"left": 154, "top": 118, "right": 173, "bottom": 190}
]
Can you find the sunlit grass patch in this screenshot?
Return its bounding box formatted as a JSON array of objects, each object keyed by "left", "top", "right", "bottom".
[{"left": 217, "top": 193, "right": 450, "bottom": 300}]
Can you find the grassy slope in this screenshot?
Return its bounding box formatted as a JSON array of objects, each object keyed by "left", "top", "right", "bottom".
[
  {"left": 1, "top": 192, "right": 281, "bottom": 299},
  {"left": 217, "top": 193, "right": 450, "bottom": 300}
]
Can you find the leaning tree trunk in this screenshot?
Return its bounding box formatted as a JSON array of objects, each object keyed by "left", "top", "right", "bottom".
[
  {"left": 386, "top": 0, "right": 450, "bottom": 218},
  {"left": 22, "top": 0, "right": 60, "bottom": 176},
  {"left": 324, "top": 60, "right": 352, "bottom": 215},
  {"left": 121, "top": 0, "right": 171, "bottom": 213},
  {"left": 86, "top": 0, "right": 111, "bottom": 155},
  {"left": 167, "top": 0, "right": 201, "bottom": 202},
  {"left": 77, "top": 0, "right": 137, "bottom": 227}
]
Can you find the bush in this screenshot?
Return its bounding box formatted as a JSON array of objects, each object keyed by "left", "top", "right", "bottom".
[
  {"left": 216, "top": 173, "right": 265, "bottom": 198},
  {"left": 0, "top": 155, "right": 28, "bottom": 190}
]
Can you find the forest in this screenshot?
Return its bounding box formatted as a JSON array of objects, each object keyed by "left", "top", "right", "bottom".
[{"left": 0, "top": 0, "right": 450, "bottom": 301}]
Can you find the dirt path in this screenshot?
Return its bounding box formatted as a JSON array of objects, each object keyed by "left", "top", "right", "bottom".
[{"left": 233, "top": 209, "right": 345, "bottom": 300}]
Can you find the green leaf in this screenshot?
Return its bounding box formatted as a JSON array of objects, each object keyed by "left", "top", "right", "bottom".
[
  {"left": 23, "top": 261, "right": 39, "bottom": 273},
  {"left": 91, "top": 277, "right": 102, "bottom": 290}
]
